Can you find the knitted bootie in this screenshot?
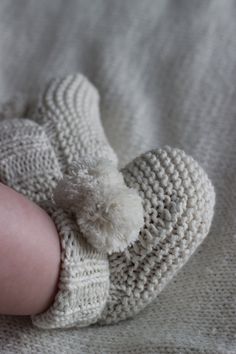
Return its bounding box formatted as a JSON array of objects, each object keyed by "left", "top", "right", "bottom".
[
  {"left": 32, "top": 73, "right": 118, "bottom": 172},
  {"left": 30, "top": 73, "right": 215, "bottom": 326},
  {"left": 0, "top": 73, "right": 143, "bottom": 328},
  {"left": 0, "top": 73, "right": 215, "bottom": 330},
  {"left": 98, "top": 147, "right": 215, "bottom": 324}
]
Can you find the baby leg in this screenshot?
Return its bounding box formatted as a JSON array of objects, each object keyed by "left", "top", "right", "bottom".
[
  {"left": 0, "top": 117, "right": 110, "bottom": 328},
  {"left": 0, "top": 182, "right": 61, "bottom": 316}
]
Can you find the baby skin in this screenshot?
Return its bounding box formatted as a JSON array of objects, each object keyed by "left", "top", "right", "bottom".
[{"left": 0, "top": 182, "right": 61, "bottom": 316}]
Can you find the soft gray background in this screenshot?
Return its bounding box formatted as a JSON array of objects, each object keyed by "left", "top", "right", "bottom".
[{"left": 0, "top": 0, "right": 235, "bottom": 353}]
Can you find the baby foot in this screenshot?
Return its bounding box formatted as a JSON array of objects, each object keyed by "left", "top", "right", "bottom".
[
  {"left": 98, "top": 146, "right": 215, "bottom": 324},
  {"left": 0, "top": 73, "right": 215, "bottom": 330}
]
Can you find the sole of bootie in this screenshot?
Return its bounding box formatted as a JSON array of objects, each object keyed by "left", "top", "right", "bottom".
[{"left": 98, "top": 146, "right": 215, "bottom": 325}]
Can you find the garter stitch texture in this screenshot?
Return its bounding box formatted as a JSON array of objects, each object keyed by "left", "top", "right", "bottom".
[
  {"left": 0, "top": 73, "right": 215, "bottom": 330},
  {"left": 99, "top": 146, "right": 215, "bottom": 324},
  {"left": 0, "top": 118, "right": 110, "bottom": 329},
  {"left": 32, "top": 73, "right": 118, "bottom": 172}
]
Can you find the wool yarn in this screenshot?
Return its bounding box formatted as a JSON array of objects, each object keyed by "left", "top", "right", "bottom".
[
  {"left": 0, "top": 73, "right": 215, "bottom": 329},
  {"left": 0, "top": 117, "right": 110, "bottom": 328},
  {"left": 99, "top": 146, "right": 215, "bottom": 324},
  {"left": 53, "top": 158, "right": 144, "bottom": 254},
  {"left": 0, "top": 118, "right": 62, "bottom": 202},
  {"left": 32, "top": 73, "right": 118, "bottom": 172}
]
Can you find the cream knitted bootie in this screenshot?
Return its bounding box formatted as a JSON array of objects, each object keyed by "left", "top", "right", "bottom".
[
  {"left": 31, "top": 74, "right": 144, "bottom": 255},
  {"left": 32, "top": 73, "right": 118, "bottom": 173},
  {"left": 31, "top": 74, "right": 215, "bottom": 326},
  {"left": 98, "top": 146, "right": 215, "bottom": 324},
  {"left": 0, "top": 73, "right": 143, "bottom": 329},
  {"left": 0, "top": 73, "right": 215, "bottom": 329}
]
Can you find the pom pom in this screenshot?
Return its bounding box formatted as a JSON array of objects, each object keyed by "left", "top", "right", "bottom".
[{"left": 53, "top": 158, "right": 144, "bottom": 254}]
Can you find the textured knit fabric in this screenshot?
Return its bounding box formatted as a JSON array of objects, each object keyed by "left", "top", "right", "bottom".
[
  {"left": 0, "top": 74, "right": 118, "bottom": 329},
  {"left": 0, "top": 1, "right": 235, "bottom": 353},
  {"left": 100, "top": 147, "right": 215, "bottom": 324},
  {"left": 0, "top": 118, "right": 62, "bottom": 202},
  {"left": 32, "top": 202, "right": 110, "bottom": 329},
  {"left": 0, "top": 72, "right": 215, "bottom": 330},
  {"left": 0, "top": 117, "right": 111, "bottom": 329},
  {"left": 32, "top": 73, "right": 118, "bottom": 172}
]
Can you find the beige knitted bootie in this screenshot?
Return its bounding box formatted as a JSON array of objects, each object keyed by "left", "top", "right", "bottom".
[
  {"left": 32, "top": 73, "right": 118, "bottom": 173},
  {"left": 0, "top": 73, "right": 215, "bottom": 329},
  {"left": 33, "top": 74, "right": 214, "bottom": 326},
  {"left": 98, "top": 146, "right": 215, "bottom": 324},
  {"left": 0, "top": 73, "right": 143, "bottom": 329}
]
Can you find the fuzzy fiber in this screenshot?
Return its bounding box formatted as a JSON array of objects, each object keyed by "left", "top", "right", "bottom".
[{"left": 53, "top": 158, "right": 144, "bottom": 254}]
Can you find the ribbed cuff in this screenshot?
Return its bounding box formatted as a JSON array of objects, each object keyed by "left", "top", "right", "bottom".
[{"left": 31, "top": 202, "right": 110, "bottom": 329}]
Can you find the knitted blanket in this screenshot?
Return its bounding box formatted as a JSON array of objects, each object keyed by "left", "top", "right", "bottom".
[{"left": 0, "top": 0, "right": 235, "bottom": 353}]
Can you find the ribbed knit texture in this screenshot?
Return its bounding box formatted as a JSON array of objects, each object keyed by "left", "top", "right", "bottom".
[{"left": 31, "top": 202, "right": 110, "bottom": 329}]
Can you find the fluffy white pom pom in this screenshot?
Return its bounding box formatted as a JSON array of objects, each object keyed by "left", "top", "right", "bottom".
[{"left": 53, "top": 158, "right": 144, "bottom": 254}]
